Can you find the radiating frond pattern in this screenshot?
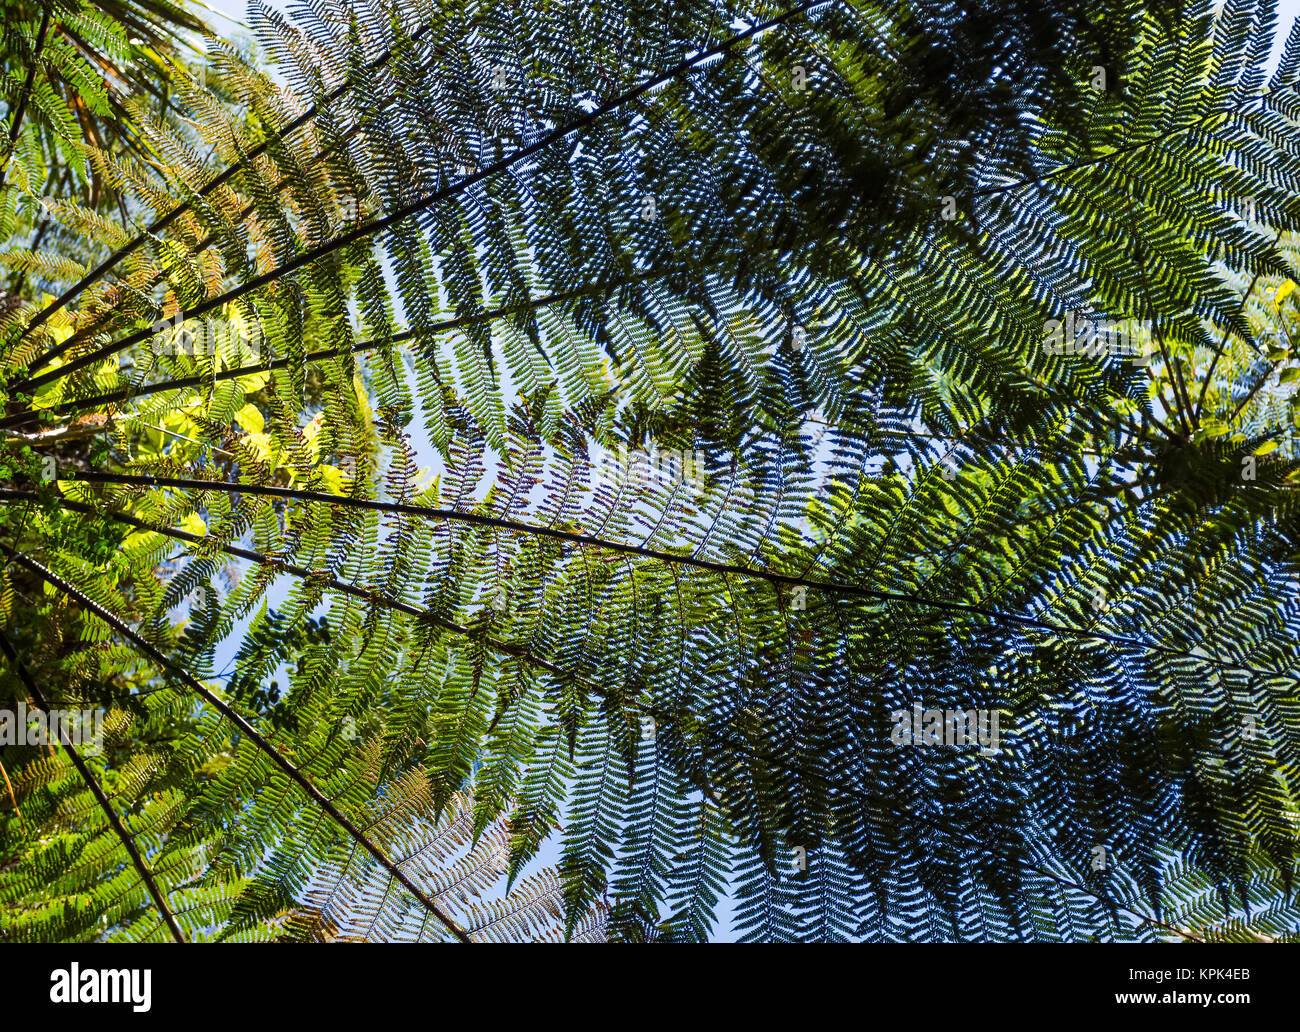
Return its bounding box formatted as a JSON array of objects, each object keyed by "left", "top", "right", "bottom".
[{"left": 2, "top": 0, "right": 1299, "bottom": 942}]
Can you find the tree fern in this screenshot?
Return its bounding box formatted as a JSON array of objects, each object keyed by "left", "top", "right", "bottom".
[{"left": 2, "top": 0, "right": 1299, "bottom": 944}]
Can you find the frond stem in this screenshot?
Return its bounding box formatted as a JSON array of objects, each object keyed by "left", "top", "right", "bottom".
[
  {"left": 52, "top": 474, "right": 1300, "bottom": 686},
  {"left": 0, "top": 543, "right": 474, "bottom": 943},
  {"left": 0, "top": 625, "right": 188, "bottom": 943},
  {"left": 12, "top": 0, "right": 834, "bottom": 394},
  {"left": 0, "top": 3, "right": 51, "bottom": 192}
]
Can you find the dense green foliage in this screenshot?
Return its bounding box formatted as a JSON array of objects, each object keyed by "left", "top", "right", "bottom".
[{"left": 0, "top": 0, "right": 1298, "bottom": 941}]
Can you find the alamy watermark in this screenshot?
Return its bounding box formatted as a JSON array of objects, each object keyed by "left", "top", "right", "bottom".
[
  {"left": 151, "top": 312, "right": 263, "bottom": 361},
  {"left": 593, "top": 444, "right": 706, "bottom": 493},
  {"left": 1043, "top": 311, "right": 1152, "bottom": 364},
  {"left": 0, "top": 703, "right": 105, "bottom": 756},
  {"left": 890, "top": 703, "right": 1000, "bottom": 755}
]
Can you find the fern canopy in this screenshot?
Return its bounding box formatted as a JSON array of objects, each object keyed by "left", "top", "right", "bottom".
[{"left": 0, "top": 0, "right": 1298, "bottom": 943}]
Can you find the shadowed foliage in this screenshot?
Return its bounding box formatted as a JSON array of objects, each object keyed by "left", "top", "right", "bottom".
[{"left": 1, "top": 0, "right": 1298, "bottom": 942}]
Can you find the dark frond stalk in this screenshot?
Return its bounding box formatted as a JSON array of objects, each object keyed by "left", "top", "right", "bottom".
[
  {"left": 23, "top": 488, "right": 680, "bottom": 755},
  {"left": 14, "top": 0, "right": 832, "bottom": 393},
  {"left": 0, "top": 626, "right": 187, "bottom": 943},
  {"left": 36, "top": 489, "right": 590, "bottom": 688},
  {"left": 39, "top": 123, "right": 368, "bottom": 367},
  {"left": 972, "top": 77, "right": 1298, "bottom": 202},
  {"left": 1124, "top": 194, "right": 1195, "bottom": 438},
  {"left": 0, "top": 543, "right": 473, "bottom": 943},
  {"left": 16, "top": 16, "right": 441, "bottom": 352},
  {"left": 61, "top": 474, "right": 1300, "bottom": 685},
  {"left": 12, "top": 499, "right": 1260, "bottom": 943},
  {"left": 1226, "top": 362, "right": 1285, "bottom": 424},
  {"left": 0, "top": 3, "right": 52, "bottom": 193},
  {"left": 1193, "top": 231, "right": 1279, "bottom": 425},
  {"left": 6, "top": 273, "right": 656, "bottom": 425}
]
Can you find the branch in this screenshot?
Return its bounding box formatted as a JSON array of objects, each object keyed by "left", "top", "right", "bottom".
[
  {"left": 1226, "top": 359, "right": 1287, "bottom": 425},
  {"left": 5, "top": 494, "right": 1260, "bottom": 942},
  {"left": 13, "top": 0, "right": 834, "bottom": 393},
  {"left": 15, "top": 15, "right": 442, "bottom": 350},
  {"left": 1193, "top": 230, "right": 1280, "bottom": 425},
  {"left": 0, "top": 625, "right": 187, "bottom": 942},
  {"left": 56, "top": 473, "right": 1300, "bottom": 686},
  {"left": 2, "top": 273, "right": 656, "bottom": 427},
  {"left": 0, "top": 4, "right": 52, "bottom": 193},
  {"left": 0, "top": 543, "right": 473, "bottom": 943},
  {"left": 30, "top": 488, "right": 592, "bottom": 690}
]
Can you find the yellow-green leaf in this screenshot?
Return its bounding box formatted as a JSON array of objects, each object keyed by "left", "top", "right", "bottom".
[{"left": 235, "top": 403, "right": 264, "bottom": 434}]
